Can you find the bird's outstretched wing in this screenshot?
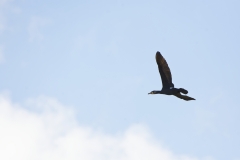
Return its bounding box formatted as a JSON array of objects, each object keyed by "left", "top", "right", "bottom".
[
  {"left": 155, "top": 51, "right": 174, "bottom": 89},
  {"left": 174, "top": 93, "right": 195, "bottom": 101}
]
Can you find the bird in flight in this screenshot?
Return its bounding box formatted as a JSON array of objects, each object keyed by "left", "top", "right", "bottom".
[{"left": 148, "top": 51, "right": 195, "bottom": 101}]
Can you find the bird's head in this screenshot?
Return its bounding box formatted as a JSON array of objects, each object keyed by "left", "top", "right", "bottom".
[{"left": 148, "top": 90, "right": 159, "bottom": 94}]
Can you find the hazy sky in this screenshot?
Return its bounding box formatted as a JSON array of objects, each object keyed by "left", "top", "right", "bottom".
[{"left": 0, "top": 0, "right": 240, "bottom": 160}]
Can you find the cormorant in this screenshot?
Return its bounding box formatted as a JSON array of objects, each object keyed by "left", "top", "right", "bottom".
[{"left": 148, "top": 51, "right": 195, "bottom": 101}]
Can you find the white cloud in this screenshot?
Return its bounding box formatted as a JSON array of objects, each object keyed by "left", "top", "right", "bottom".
[
  {"left": 28, "top": 16, "right": 50, "bottom": 42},
  {"left": 0, "top": 93, "right": 213, "bottom": 160}
]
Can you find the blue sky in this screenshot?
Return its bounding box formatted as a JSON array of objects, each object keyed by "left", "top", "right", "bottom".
[{"left": 0, "top": 0, "right": 240, "bottom": 159}]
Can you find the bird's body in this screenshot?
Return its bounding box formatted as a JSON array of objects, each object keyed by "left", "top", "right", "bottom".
[
  {"left": 152, "top": 88, "right": 179, "bottom": 95},
  {"left": 149, "top": 51, "right": 195, "bottom": 101}
]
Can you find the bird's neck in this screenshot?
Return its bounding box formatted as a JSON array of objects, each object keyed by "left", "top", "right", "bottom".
[{"left": 155, "top": 90, "right": 163, "bottom": 94}]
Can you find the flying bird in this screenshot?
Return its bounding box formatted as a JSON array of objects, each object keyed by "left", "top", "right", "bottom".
[{"left": 148, "top": 51, "right": 195, "bottom": 101}]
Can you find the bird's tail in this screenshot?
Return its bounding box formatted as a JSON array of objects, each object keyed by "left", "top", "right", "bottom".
[{"left": 179, "top": 88, "right": 188, "bottom": 94}]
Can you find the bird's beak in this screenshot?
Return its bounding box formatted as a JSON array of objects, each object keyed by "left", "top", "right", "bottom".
[{"left": 148, "top": 92, "right": 152, "bottom": 95}]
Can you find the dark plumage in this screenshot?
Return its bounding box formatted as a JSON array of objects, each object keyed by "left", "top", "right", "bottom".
[{"left": 148, "top": 51, "right": 195, "bottom": 101}]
